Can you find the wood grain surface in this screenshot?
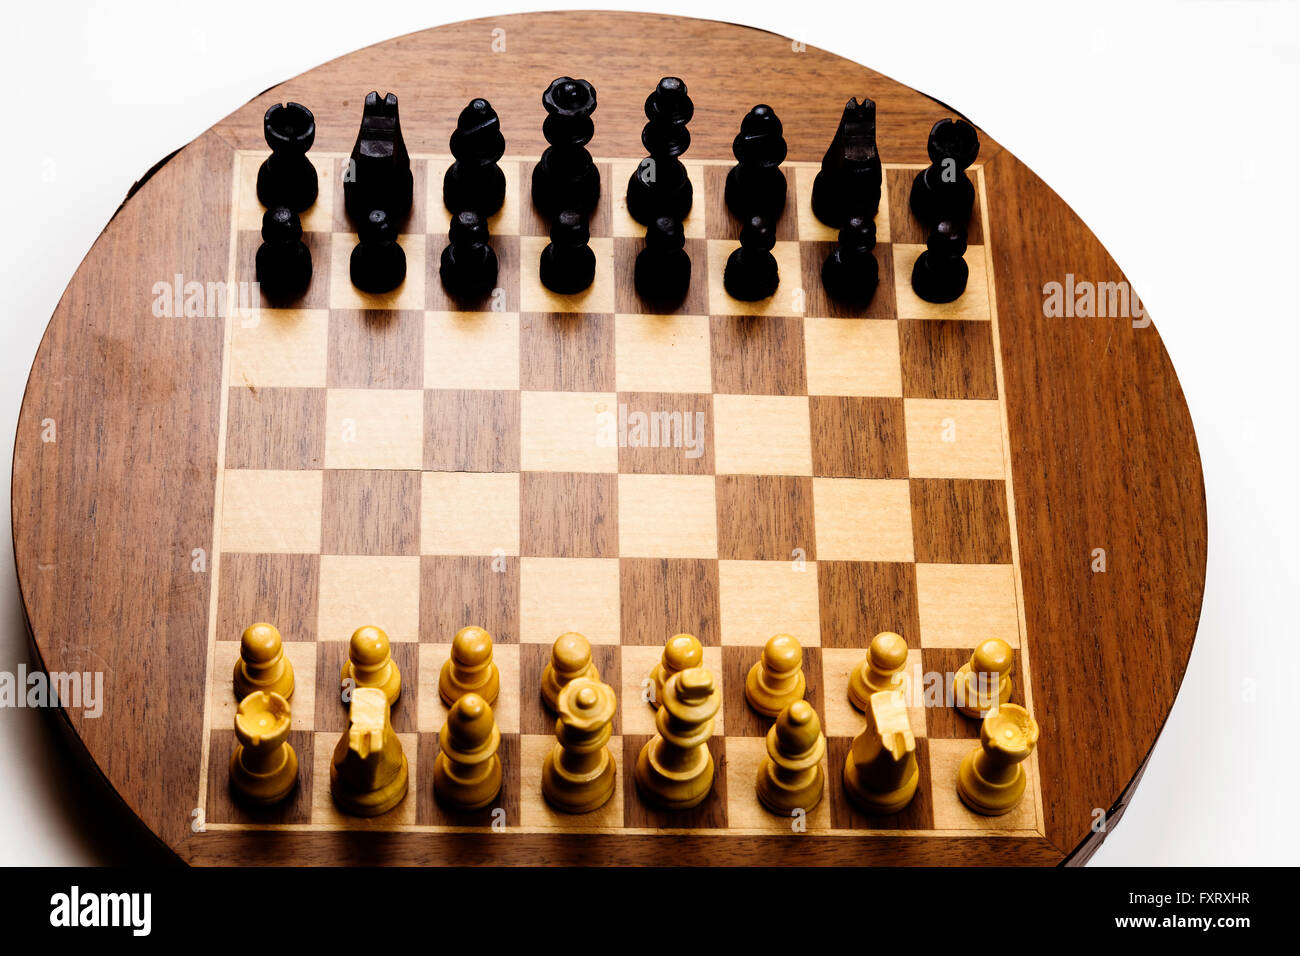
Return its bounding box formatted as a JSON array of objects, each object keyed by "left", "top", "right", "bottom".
[{"left": 11, "top": 11, "right": 1206, "bottom": 866}]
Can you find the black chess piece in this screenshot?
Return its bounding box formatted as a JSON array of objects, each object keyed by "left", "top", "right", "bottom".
[
  {"left": 626, "top": 77, "right": 694, "bottom": 225},
  {"left": 443, "top": 98, "right": 506, "bottom": 217},
  {"left": 821, "top": 216, "right": 879, "bottom": 304},
  {"left": 811, "top": 97, "right": 881, "bottom": 228},
  {"left": 254, "top": 206, "right": 312, "bottom": 300},
  {"left": 539, "top": 210, "right": 596, "bottom": 294},
  {"left": 634, "top": 216, "right": 691, "bottom": 304},
  {"left": 723, "top": 216, "right": 779, "bottom": 301},
  {"left": 531, "top": 77, "right": 600, "bottom": 219},
  {"left": 349, "top": 209, "right": 407, "bottom": 294},
  {"left": 908, "top": 118, "right": 980, "bottom": 229},
  {"left": 724, "top": 105, "right": 788, "bottom": 223},
  {"left": 344, "top": 92, "right": 414, "bottom": 226},
  {"left": 440, "top": 210, "right": 499, "bottom": 298},
  {"left": 911, "top": 220, "right": 968, "bottom": 303},
  {"left": 256, "top": 103, "right": 318, "bottom": 212}
]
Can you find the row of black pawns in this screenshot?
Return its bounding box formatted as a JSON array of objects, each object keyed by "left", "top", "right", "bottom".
[{"left": 253, "top": 78, "right": 980, "bottom": 307}]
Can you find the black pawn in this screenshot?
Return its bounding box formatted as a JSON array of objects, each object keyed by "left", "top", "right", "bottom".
[
  {"left": 811, "top": 97, "right": 881, "bottom": 228},
  {"left": 539, "top": 210, "right": 596, "bottom": 294},
  {"left": 254, "top": 206, "right": 312, "bottom": 300},
  {"left": 911, "top": 220, "right": 969, "bottom": 303},
  {"left": 723, "top": 216, "right": 779, "bottom": 301},
  {"left": 444, "top": 98, "right": 506, "bottom": 217},
  {"left": 626, "top": 77, "right": 694, "bottom": 225},
  {"left": 531, "top": 77, "right": 600, "bottom": 219},
  {"left": 344, "top": 92, "right": 414, "bottom": 226},
  {"left": 349, "top": 209, "right": 406, "bottom": 294},
  {"left": 724, "top": 105, "right": 788, "bottom": 223},
  {"left": 440, "top": 210, "right": 499, "bottom": 298},
  {"left": 256, "top": 103, "right": 318, "bottom": 212},
  {"left": 821, "top": 216, "right": 878, "bottom": 304},
  {"left": 634, "top": 216, "right": 691, "bottom": 304},
  {"left": 908, "top": 118, "right": 980, "bottom": 229}
]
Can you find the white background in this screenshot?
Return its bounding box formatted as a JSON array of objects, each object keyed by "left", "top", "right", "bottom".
[{"left": 0, "top": 0, "right": 1294, "bottom": 866}]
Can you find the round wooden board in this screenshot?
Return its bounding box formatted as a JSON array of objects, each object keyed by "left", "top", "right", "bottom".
[{"left": 12, "top": 12, "right": 1206, "bottom": 866}]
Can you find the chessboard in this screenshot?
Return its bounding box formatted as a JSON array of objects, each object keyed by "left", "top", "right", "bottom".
[{"left": 13, "top": 12, "right": 1206, "bottom": 867}]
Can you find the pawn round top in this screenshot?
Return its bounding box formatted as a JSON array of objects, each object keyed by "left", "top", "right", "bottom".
[
  {"left": 552, "top": 210, "right": 590, "bottom": 245},
  {"left": 452, "top": 625, "right": 494, "bottom": 666},
  {"left": 927, "top": 118, "right": 980, "bottom": 167},
  {"left": 972, "top": 638, "right": 1014, "bottom": 676},
  {"left": 348, "top": 625, "right": 390, "bottom": 666},
  {"left": 359, "top": 208, "right": 394, "bottom": 243},
  {"left": 663, "top": 633, "right": 704, "bottom": 671},
  {"left": 774, "top": 699, "right": 822, "bottom": 753},
  {"left": 263, "top": 102, "right": 315, "bottom": 153},
  {"left": 551, "top": 631, "right": 592, "bottom": 672},
  {"left": 234, "top": 691, "right": 291, "bottom": 746},
  {"left": 543, "top": 76, "right": 597, "bottom": 117},
  {"left": 450, "top": 210, "right": 487, "bottom": 245},
  {"left": 762, "top": 633, "right": 803, "bottom": 675},
  {"left": 839, "top": 216, "right": 876, "bottom": 249},
  {"left": 740, "top": 216, "right": 776, "bottom": 251},
  {"left": 928, "top": 219, "right": 968, "bottom": 256},
  {"left": 447, "top": 691, "right": 496, "bottom": 748},
  {"left": 261, "top": 206, "right": 302, "bottom": 243},
  {"left": 240, "top": 622, "right": 283, "bottom": 664},
  {"left": 646, "top": 216, "right": 685, "bottom": 251},
  {"left": 869, "top": 631, "right": 908, "bottom": 671},
  {"left": 981, "top": 703, "right": 1039, "bottom": 758}
]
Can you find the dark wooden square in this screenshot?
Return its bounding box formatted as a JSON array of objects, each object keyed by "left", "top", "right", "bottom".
[
  {"left": 216, "top": 552, "right": 320, "bottom": 643},
  {"left": 421, "top": 556, "right": 519, "bottom": 644},
  {"left": 416, "top": 732, "right": 521, "bottom": 827},
  {"left": 424, "top": 389, "right": 520, "bottom": 472},
  {"left": 206, "top": 729, "right": 313, "bottom": 825},
  {"left": 520, "top": 472, "right": 617, "bottom": 558},
  {"left": 818, "top": 561, "right": 920, "bottom": 648},
  {"left": 910, "top": 478, "right": 1012, "bottom": 564},
  {"left": 826, "top": 735, "right": 935, "bottom": 830},
  {"left": 799, "top": 240, "right": 897, "bottom": 320},
  {"left": 615, "top": 392, "right": 714, "bottom": 474},
  {"left": 225, "top": 386, "right": 325, "bottom": 470},
  {"left": 520, "top": 312, "right": 615, "bottom": 392},
  {"left": 921, "top": 647, "right": 1026, "bottom": 739},
  {"left": 703, "top": 164, "right": 798, "bottom": 240},
  {"left": 899, "top": 319, "right": 998, "bottom": 400},
  {"left": 426, "top": 233, "right": 520, "bottom": 313},
  {"left": 721, "top": 644, "right": 824, "bottom": 739},
  {"left": 519, "top": 642, "right": 621, "bottom": 736},
  {"left": 613, "top": 236, "right": 708, "bottom": 315},
  {"left": 321, "top": 469, "right": 420, "bottom": 555},
  {"left": 236, "top": 229, "right": 331, "bottom": 310},
  {"left": 619, "top": 558, "right": 720, "bottom": 646},
  {"left": 710, "top": 315, "right": 806, "bottom": 395},
  {"left": 810, "top": 396, "right": 907, "bottom": 478},
  {"left": 884, "top": 165, "right": 984, "bottom": 247},
  {"left": 327, "top": 309, "right": 424, "bottom": 389},
  {"left": 716, "top": 475, "right": 815, "bottom": 561},
  {"left": 622, "top": 734, "right": 728, "bottom": 829}
]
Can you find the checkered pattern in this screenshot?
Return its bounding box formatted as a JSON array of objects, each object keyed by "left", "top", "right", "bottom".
[{"left": 202, "top": 149, "right": 1042, "bottom": 838}]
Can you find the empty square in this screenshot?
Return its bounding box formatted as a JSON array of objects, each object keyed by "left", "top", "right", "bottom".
[
  {"left": 421, "top": 471, "right": 520, "bottom": 556},
  {"left": 910, "top": 478, "right": 1012, "bottom": 564},
  {"left": 518, "top": 236, "right": 615, "bottom": 314},
  {"left": 614, "top": 313, "right": 712, "bottom": 393},
  {"left": 618, "top": 474, "right": 717, "bottom": 558},
  {"left": 716, "top": 475, "right": 816, "bottom": 561},
  {"left": 813, "top": 478, "right": 914, "bottom": 562},
  {"left": 804, "top": 318, "right": 902, "bottom": 396},
  {"left": 520, "top": 312, "right": 614, "bottom": 391},
  {"left": 892, "top": 244, "right": 992, "bottom": 322},
  {"left": 520, "top": 472, "right": 617, "bottom": 558},
  {"left": 424, "top": 311, "right": 520, "bottom": 390},
  {"left": 616, "top": 392, "right": 713, "bottom": 475},
  {"left": 520, "top": 391, "right": 618, "bottom": 472},
  {"left": 421, "top": 555, "right": 519, "bottom": 644},
  {"left": 706, "top": 239, "right": 805, "bottom": 316},
  {"left": 904, "top": 398, "right": 1005, "bottom": 479},
  {"left": 899, "top": 319, "right": 999, "bottom": 400},
  {"left": 329, "top": 232, "right": 428, "bottom": 312},
  {"left": 215, "top": 552, "right": 320, "bottom": 643},
  {"left": 321, "top": 470, "right": 420, "bottom": 556},
  {"left": 225, "top": 386, "right": 325, "bottom": 470},
  {"left": 423, "top": 389, "right": 520, "bottom": 472},
  {"left": 619, "top": 558, "right": 720, "bottom": 646},
  {"left": 718, "top": 560, "right": 820, "bottom": 646},
  {"left": 817, "top": 560, "right": 920, "bottom": 649},
  {"left": 221, "top": 470, "right": 322, "bottom": 553},
  {"left": 713, "top": 394, "right": 812, "bottom": 475},
  {"left": 710, "top": 315, "right": 806, "bottom": 396},
  {"left": 317, "top": 555, "right": 420, "bottom": 643},
  {"left": 520, "top": 557, "right": 620, "bottom": 644},
  {"left": 327, "top": 309, "right": 424, "bottom": 389},
  {"left": 916, "top": 563, "right": 1020, "bottom": 648},
  {"left": 809, "top": 396, "right": 907, "bottom": 478},
  {"left": 228, "top": 309, "right": 328, "bottom": 388},
  {"left": 323, "top": 389, "right": 423, "bottom": 470}
]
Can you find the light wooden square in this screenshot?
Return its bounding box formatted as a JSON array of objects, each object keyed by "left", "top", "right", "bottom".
[
  {"left": 820, "top": 647, "right": 925, "bottom": 739},
  {"left": 916, "top": 564, "right": 1020, "bottom": 649},
  {"left": 792, "top": 164, "right": 890, "bottom": 244},
  {"left": 892, "top": 243, "right": 991, "bottom": 321},
  {"left": 706, "top": 239, "right": 805, "bottom": 316},
  {"left": 310, "top": 731, "right": 418, "bottom": 827},
  {"left": 425, "top": 311, "right": 520, "bottom": 390},
  {"left": 812, "top": 478, "right": 914, "bottom": 562},
  {"left": 519, "top": 734, "right": 625, "bottom": 829},
  {"left": 718, "top": 560, "right": 820, "bottom": 646},
  {"left": 618, "top": 644, "right": 726, "bottom": 737},
  {"left": 927, "top": 736, "right": 1039, "bottom": 831},
  {"left": 416, "top": 643, "right": 520, "bottom": 734},
  {"left": 425, "top": 158, "right": 521, "bottom": 237},
  {"left": 611, "top": 159, "right": 707, "bottom": 238},
  {"left": 519, "top": 557, "right": 620, "bottom": 644},
  {"left": 236, "top": 152, "right": 335, "bottom": 233},
  {"left": 220, "top": 470, "right": 322, "bottom": 553},
  {"left": 317, "top": 555, "right": 421, "bottom": 643},
  {"left": 520, "top": 391, "right": 619, "bottom": 472},
  {"left": 211, "top": 640, "right": 318, "bottom": 733},
  {"left": 323, "top": 389, "right": 423, "bottom": 470},
  {"left": 803, "top": 318, "right": 902, "bottom": 396},
  {"left": 724, "top": 735, "right": 832, "bottom": 832},
  {"left": 518, "top": 236, "right": 616, "bottom": 313},
  {"left": 420, "top": 471, "right": 520, "bottom": 556},
  {"left": 904, "top": 398, "right": 1005, "bottom": 479},
  {"left": 617, "top": 474, "right": 718, "bottom": 558},
  {"left": 614, "top": 313, "right": 712, "bottom": 393},
  {"left": 713, "top": 395, "right": 812, "bottom": 475},
  {"left": 228, "top": 308, "right": 328, "bottom": 388},
  {"left": 328, "top": 232, "right": 427, "bottom": 311}
]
